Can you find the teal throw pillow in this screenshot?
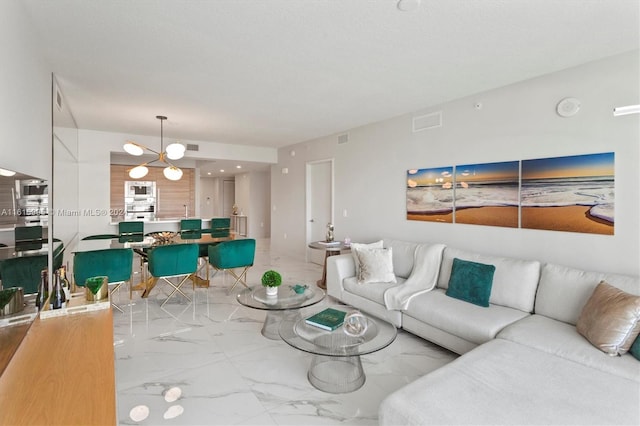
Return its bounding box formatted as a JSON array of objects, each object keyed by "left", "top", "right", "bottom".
[
  {"left": 446, "top": 258, "right": 496, "bottom": 307},
  {"left": 630, "top": 335, "right": 640, "bottom": 361}
]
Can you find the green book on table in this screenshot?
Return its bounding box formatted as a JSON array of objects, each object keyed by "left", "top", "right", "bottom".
[{"left": 305, "top": 308, "right": 346, "bottom": 331}]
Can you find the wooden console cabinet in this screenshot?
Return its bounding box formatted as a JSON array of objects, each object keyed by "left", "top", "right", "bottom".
[{"left": 0, "top": 310, "right": 116, "bottom": 425}]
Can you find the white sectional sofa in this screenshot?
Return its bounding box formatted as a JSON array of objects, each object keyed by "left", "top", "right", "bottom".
[{"left": 326, "top": 239, "right": 640, "bottom": 425}]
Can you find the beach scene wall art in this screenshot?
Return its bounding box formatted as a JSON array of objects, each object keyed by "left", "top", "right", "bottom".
[
  {"left": 407, "top": 166, "right": 454, "bottom": 223},
  {"left": 520, "top": 152, "right": 614, "bottom": 235},
  {"left": 454, "top": 161, "right": 520, "bottom": 228}
]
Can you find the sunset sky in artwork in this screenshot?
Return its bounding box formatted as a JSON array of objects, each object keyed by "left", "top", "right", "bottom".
[
  {"left": 522, "top": 152, "right": 614, "bottom": 180},
  {"left": 456, "top": 161, "right": 519, "bottom": 183},
  {"left": 407, "top": 167, "right": 453, "bottom": 187}
]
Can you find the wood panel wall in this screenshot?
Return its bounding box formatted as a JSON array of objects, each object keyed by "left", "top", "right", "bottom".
[{"left": 110, "top": 165, "right": 195, "bottom": 220}]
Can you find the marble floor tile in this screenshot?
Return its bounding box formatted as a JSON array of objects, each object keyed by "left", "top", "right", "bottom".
[{"left": 113, "top": 238, "right": 458, "bottom": 425}]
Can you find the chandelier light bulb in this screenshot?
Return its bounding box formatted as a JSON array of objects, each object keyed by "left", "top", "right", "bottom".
[
  {"left": 165, "top": 142, "right": 186, "bottom": 160},
  {"left": 164, "top": 166, "right": 183, "bottom": 181},
  {"left": 129, "top": 165, "right": 149, "bottom": 179},
  {"left": 123, "top": 141, "right": 144, "bottom": 156}
]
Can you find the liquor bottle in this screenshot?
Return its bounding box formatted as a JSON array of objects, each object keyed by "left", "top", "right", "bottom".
[
  {"left": 51, "top": 269, "right": 66, "bottom": 310},
  {"left": 36, "top": 269, "right": 49, "bottom": 311},
  {"left": 59, "top": 266, "right": 72, "bottom": 302}
]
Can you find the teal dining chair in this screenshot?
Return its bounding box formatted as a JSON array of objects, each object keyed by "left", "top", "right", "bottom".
[
  {"left": 119, "top": 221, "right": 144, "bottom": 236},
  {"left": 73, "top": 248, "right": 134, "bottom": 312},
  {"left": 208, "top": 238, "right": 256, "bottom": 293},
  {"left": 210, "top": 218, "right": 231, "bottom": 238},
  {"left": 82, "top": 234, "right": 118, "bottom": 240},
  {"left": 146, "top": 243, "right": 199, "bottom": 307},
  {"left": 180, "top": 219, "right": 202, "bottom": 240},
  {"left": 15, "top": 225, "right": 42, "bottom": 242},
  {"left": 0, "top": 255, "right": 48, "bottom": 294}
]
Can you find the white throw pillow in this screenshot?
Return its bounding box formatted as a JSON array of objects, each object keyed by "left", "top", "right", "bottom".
[
  {"left": 350, "top": 240, "right": 384, "bottom": 277},
  {"left": 355, "top": 247, "right": 397, "bottom": 285}
]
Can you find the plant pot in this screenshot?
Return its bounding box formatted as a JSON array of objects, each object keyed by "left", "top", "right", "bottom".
[{"left": 265, "top": 285, "right": 278, "bottom": 297}]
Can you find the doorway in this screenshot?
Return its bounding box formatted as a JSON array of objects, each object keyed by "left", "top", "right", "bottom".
[
  {"left": 222, "top": 179, "right": 235, "bottom": 217},
  {"left": 306, "top": 159, "right": 334, "bottom": 265}
]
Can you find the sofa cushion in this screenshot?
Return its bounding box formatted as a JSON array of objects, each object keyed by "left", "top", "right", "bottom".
[
  {"left": 343, "top": 276, "right": 406, "bottom": 305},
  {"left": 354, "top": 247, "right": 396, "bottom": 284},
  {"left": 379, "top": 339, "right": 640, "bottom": 426},
  {"left": 535, "top": 263, "right": 640, "bottom": 325},
  {"left": 404, "top": 289, "right": 529, "bottom": 345},
  {"left": 446, "top": 258, "right": 495, "bottom": 307},
  {"left": 498, "top": 314, "right": 640, "bottom": 381},
  {"left": 350, "top": 240, "right": 384, "bottom": 278},
  {"left": 576, "top": 281, "right": 640, "bottom": 356},
  {"left": 437, "top": 247, "right": 540, "bottom": 313},
  {"left": 383, "top": 239, "right": 419, "bottom": 279}
]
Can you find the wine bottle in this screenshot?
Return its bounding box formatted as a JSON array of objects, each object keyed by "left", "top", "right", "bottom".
[
  {"left": 36, "top": 269, "right": 49, "bottom": 311},
  {"left": 59, "top": 266, "right": 71, "bottom": 302},
  {"left": 51, "top": 269, "right": 66, "bottom": 310}
]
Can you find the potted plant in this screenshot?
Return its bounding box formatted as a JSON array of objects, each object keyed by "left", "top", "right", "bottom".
[{"left": 261, "top": 270, "right": 282, "bottom": 296}]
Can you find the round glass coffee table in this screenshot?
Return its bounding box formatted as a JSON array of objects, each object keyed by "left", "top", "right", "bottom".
[
  {"left": 236, "top": 285, "right": 325, "bottom": 340},
  {"left": 279, "top": 305, "right": 397, "bottom": 393}
]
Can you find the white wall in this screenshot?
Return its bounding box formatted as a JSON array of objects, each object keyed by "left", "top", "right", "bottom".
[
  {"left": 199, "top": 177, "right": 217, "bottom": 218},
  {"left": 272, "top": 50, "right": 640, "bottom": 276},
  {"left": 234, "top": 171, "right": 271, "bottom": 238},
  {"left": 0, "top": 0, "right": 51, "bottom": 179}
]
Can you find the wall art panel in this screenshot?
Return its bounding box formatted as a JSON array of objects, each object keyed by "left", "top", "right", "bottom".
[
  {"left": 454, "top": 161, "right": 520, "bottom": 228},
  {"left": 521, "top": 152, "right": 614, "bottom": 235},
  {"left": 407, "top": 167, "right": 454, "bottom": 223}
]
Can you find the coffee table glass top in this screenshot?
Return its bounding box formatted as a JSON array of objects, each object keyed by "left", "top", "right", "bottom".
[
  {"left": 236, "top": 285, "right": 325, "bottom": 311},
  {"left": 278, "top": 305, "right": 397, "bottom": 357}
]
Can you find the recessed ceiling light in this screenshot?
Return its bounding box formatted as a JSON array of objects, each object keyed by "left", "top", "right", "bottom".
[
  {"left": 207, "top": 172, "right": 211, "bottom": 175},
  {"left": 220, "top": 169, "right": 225, "bottom": 173},
  {"left": 236, "top": 165, "right": 242, "bottom": 169}
]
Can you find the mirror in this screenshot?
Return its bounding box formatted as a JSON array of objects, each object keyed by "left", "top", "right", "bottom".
[{"left": 51, "top": 75, "right": 79, "bottom": 268}]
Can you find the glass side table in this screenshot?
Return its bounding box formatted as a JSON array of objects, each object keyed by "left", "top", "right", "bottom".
[{"left": 236, "top": 285, "right": 325, "bottom": 339}]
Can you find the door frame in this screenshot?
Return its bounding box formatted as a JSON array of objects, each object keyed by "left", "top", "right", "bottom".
[{"left": 305, "top": 158, "right": 334, "bottom": 263}]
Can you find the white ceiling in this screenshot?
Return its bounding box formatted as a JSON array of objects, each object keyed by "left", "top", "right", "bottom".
[{"left": 24, "top": 0, "right": 640, "bottom": 154}]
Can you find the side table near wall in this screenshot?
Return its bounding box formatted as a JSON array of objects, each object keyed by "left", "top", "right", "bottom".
[{"left": 308, "top": 241, "right": 350, "bottom": 290}]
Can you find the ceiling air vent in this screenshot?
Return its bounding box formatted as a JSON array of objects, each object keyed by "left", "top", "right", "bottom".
[
  {"left": 337, "top": 133, "right": 349, "bottom": 144},
  {"left": 186, "top": 143, "right": 199, "bottom": 151},
  {"left": 413, "top": 111, "right": 442, "bottom": 132}
]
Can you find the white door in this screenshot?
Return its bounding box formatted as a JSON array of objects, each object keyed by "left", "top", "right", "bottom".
[{"left": 306, "top": 159, "right": 333, "bottom": 265}]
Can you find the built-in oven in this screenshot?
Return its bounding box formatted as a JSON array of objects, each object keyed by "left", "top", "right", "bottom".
[
  {"left": 15, "top": 179, "right": 48, "bottom": 226},
  {"left": 124, "top": 181, "right": 156, "bottom": 220},
  {"left": 125, "top": 181, "right": 156, "bottom": 198},
  {"left": 16, "top": 179, "right": 48, "bottom": 200}
]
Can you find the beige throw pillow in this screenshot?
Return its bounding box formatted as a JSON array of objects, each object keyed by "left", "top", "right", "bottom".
[
  {"left": 355, "top": 247, "right": 397, "bottom": 285},
  {"left": 350, "top": 240, "right": 384, "bottom": 277},
  {"left": 576, "top": 281, "right": 640, "bottom": 356}
]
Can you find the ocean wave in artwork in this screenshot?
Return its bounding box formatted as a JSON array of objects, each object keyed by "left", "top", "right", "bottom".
[
  {"left": 406, "top": 186, "right": 453, "bottom": 213},
  {"left": 521, "top": 176, "right": 614, "bottom": 223}
]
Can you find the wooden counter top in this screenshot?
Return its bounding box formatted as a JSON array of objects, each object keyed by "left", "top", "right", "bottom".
[
  {"left": 0, "top": 309, "right": 116, "bottom": 425},
  {"left": 0, "top": 322, "right": 31, "bottom": 376}
]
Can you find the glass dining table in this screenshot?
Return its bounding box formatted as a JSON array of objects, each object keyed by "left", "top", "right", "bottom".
[{"left": 74, "top": 233, "right": 231, "bottom": 298}]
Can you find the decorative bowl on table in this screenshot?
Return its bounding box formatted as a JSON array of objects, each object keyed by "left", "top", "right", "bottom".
[{"left": 150, "top": 232, "right": 177, "bottom": 245}]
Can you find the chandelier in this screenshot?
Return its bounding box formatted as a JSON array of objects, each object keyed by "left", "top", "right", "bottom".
[{"left": 123, "top": 115, "right": 186, "bottom": 180}]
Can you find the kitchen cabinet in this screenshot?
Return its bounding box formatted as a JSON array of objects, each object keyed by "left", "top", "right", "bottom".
[{"left": 110, "top": 165, "right": 195, "bottom": 220}]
